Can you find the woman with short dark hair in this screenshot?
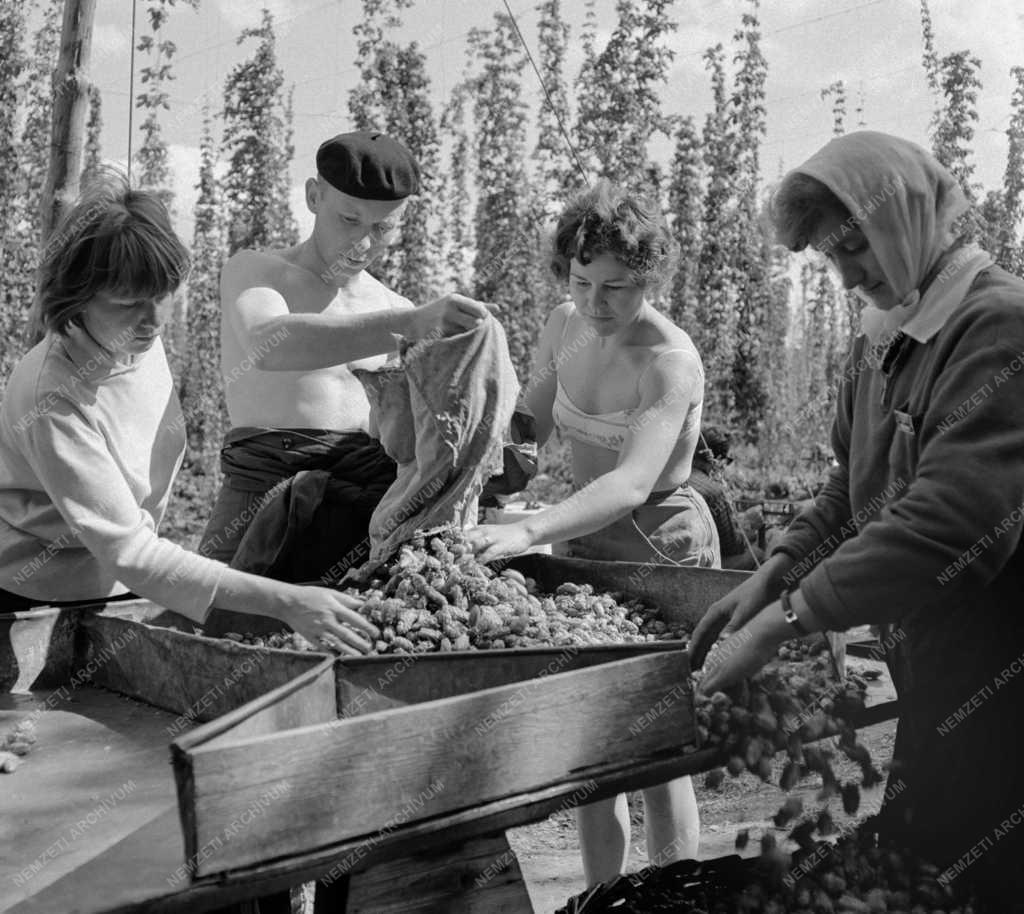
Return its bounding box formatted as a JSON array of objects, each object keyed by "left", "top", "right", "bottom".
[{"left": 0, "top": 171, "right": 377, "bottom": 655}]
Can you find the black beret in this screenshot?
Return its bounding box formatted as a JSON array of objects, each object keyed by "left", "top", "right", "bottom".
[{"left": 316, "top": 131, "right": 420, "bottom": 201}]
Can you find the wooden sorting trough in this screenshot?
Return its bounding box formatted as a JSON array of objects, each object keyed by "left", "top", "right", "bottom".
[
  {"left": 1, "top": 559, "right": 743, "bottom": 912},
  {"left": 1, "top": 556, "right": 896, "bottom": 913},
  {"left": 170, "top": 644, "right": 694, "bottom": 876},
  {"left": 165, "top": 555, "right": 860, "bottom": 880},
  {"left": 165, "top": 556, "right": 749, "bottom": 876}
]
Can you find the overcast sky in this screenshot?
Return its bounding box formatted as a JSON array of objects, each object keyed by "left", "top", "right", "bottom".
[{"left": 81, "top": 0, "right": 1024, "bottom": 244}]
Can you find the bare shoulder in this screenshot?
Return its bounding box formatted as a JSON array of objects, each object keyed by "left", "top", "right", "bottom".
[
  {"left": 648, "top": 312, "right": 700, "bottom": 360},
  {"left": 544, "top": 300, "right": 574, "bottom": 336},
  {"left": 220, "top": 249, "right": 289, "bottom": 295},
  {"left": 219, "top": 247, "right": 292, "bottom": 300},
  {"left": 635, "top": 317, "right": 703, "bottom": 388}
]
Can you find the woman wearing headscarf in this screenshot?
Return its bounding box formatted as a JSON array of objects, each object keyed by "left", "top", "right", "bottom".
[{"left": 689, "top": 131, "right": 1024, "bottom": 906}]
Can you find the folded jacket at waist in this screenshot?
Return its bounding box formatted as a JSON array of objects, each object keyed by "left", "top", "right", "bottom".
[
  {"left": 645, "top": 481, "right": 694, "bottom": 504},
  {"left": 220, "top": 426, "right": 395, "bottom": 493}
]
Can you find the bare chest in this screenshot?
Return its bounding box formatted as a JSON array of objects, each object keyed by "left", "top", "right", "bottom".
[{"left": 558, "top": 352, "right": 642, "bottom": 415}]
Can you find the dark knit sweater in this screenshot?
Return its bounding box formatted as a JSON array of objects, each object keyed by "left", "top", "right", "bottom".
[{"left": 774, "top": 265, "right": 1024, "bottom": 901}]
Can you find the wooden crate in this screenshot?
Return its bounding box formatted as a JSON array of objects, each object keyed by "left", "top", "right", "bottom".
[
  {"left": 323, "top": 556, "right": 750, "bottom": 714},
  {"left": 202, "top": 554, "right": 752, "bottom": 640},
  {"left": 171, "top": 646, "right": 695, "bottom": 877},
  {"left": 165, "top": 557, "right": 752, "bottom": 882},
  {"left": 507, "top": 554, "right": 750, "bottom": 631}
]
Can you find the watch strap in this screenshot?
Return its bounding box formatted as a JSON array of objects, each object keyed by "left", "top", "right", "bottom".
[{"left": 781, "top": 589, "right": 808, "bottom": 636}]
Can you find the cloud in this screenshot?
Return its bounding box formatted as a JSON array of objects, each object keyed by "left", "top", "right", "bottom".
[
  {"left": 910, "top": 0, "right": 1024, "bottom": 191},
  {"left": 92, "top": 24, "right": 130, "bottom": 64},
  {"left": 214, "top": 0, "right": 319, "bottom": 40},
  {"left": 156, "top": 143, "right": 312, "bottom": 246},
  {"left": 291, "top": 184, "right": 313, "bottom": 238},
  {"left": 166, "top": 144, "right": 205, "bottom": 242}
]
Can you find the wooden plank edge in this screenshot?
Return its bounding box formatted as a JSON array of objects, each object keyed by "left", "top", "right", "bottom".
[
  {"left": 0, "top": 597, "right": 190, "bottom": 628},
  {"left": 334, "top": 639, "right": 685, "bottom": 671},
  {"left": 6, "top": 758, "right": 698, "bottom": 914},
  {"left": 1, "top": 598, "right": 141, "bottom": 622},
  {"left": 39, "top": 707, "right": 902, "bottom": 914},
  {"left": 182, "top": 651, "right": 692, "bottom": 874},
  {"left": 187, "top": 648, "right": 691, "bottom": 765},
  {"left": 169, "top": 654, "right": 337, "bottom": 872},
  {"left": 508, "top": 553, "right": 750, "bottom": 598},
  {"left": 46, "top": 715, "right": 899, "bottom": 912},
  {"left": 171, "top": 654, "right": 337, "bottom": 753},
  {"left": 82, "top": 613, "right": 329, "bottom": 674},
  {"left": 94, "top": 754, "right": 718, "bottom": 914},
  {"left": 332, "top": 641, "right": 688, "bottom": 715},
  {"left": 80, "top": 615, "right": 333, "bottom": 725}
]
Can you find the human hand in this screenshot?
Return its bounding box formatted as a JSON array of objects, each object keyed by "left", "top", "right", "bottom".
[
  {"left": 697, "top": 603, "right": 788, "bottom": 694},
  {"left": 408, "top": 293, "right": 499, "bottom": 339},
  {"left": 688, "top": 568, "right": 780, "bottom": 671},
  {"left": 464, "top": 523, "right": 534, "bottom": 564},
  {"left": 284, "top": 587, "right": 379, "bottom": 655}
]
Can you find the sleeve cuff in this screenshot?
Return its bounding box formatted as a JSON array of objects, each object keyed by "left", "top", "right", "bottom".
[
  {"left": 137, "top": 553, "right": 226, "bottom": 623},
  {"left": 799, "top": 564, "right": 855, "bottom": 632}
]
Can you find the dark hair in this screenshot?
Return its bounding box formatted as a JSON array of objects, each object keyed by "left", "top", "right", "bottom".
[
  {"left": 27, "top": 168, "right": 190, "bottom": 343},
  {"left": 550, "top": 179, "right": 678, "bottom": 293},
  {"left": 693, "top": 423, "right": 733, "bottom": 470},
  {"left": 766, "top": 172, "right": 851, "bottom": 252}
]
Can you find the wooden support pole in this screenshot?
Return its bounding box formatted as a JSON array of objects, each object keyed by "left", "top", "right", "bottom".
[{"left": 39, "top": 0, "right": 97, "bottom": 246}]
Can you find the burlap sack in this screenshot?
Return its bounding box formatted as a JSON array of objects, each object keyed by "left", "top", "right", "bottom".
[{"left": 354, "top": 317, "right": 519, "bottom": 567}]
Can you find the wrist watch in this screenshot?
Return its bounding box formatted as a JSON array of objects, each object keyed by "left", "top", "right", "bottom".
[{"left": 780, "top": 589, "right": 808, "bottom": 636}]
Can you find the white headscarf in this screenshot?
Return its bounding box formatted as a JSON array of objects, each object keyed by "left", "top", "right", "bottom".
[{"left": 791, "top": 131, "right": 993, "bottom": 344}]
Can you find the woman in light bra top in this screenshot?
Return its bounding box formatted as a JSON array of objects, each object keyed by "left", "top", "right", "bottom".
[
  {"left": 468, "top": 179, "right": 719, "bottom": 886},
  {"left": 468, "top": 179, "right": 720, "bottom": 569}
]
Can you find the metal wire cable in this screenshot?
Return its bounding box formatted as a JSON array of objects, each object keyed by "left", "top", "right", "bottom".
[
  {"left": 500, "top": 0, "right": 590, "bottom": 188},
  {"left": 126, "top": 0, "right": 137, "bottom": 182}
]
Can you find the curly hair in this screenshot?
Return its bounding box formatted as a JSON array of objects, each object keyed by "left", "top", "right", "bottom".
[
  {"left": 26, "top": 167, "right": 190, "bottom": 344},
  {"left": 550, "top": 179, "right": 678, "bottom": 293}
]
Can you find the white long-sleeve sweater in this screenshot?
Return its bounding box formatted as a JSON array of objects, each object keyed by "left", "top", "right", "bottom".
[{"left": 0, "top": 326, "right": 224, "bottom": 619}]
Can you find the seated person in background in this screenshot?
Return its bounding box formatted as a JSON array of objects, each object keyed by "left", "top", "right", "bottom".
[
  {"left": 688, "top": 424, "right": 762, "bottom": 570},
  {"left": 477, "top": 399, "right": 539, "bottom": 521}
]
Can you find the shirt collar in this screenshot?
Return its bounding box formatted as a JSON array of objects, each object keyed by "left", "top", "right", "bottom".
[
  {"left": 59, "top": 323, "right": 144, "bottom": 382},
  {"left": 900, "top": 243, "right": 994, "bottom": 343}
]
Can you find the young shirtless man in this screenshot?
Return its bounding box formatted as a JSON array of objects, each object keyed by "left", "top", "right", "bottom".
[{"left": 199, "top": 131, "right": 493, "bottom": 568}]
